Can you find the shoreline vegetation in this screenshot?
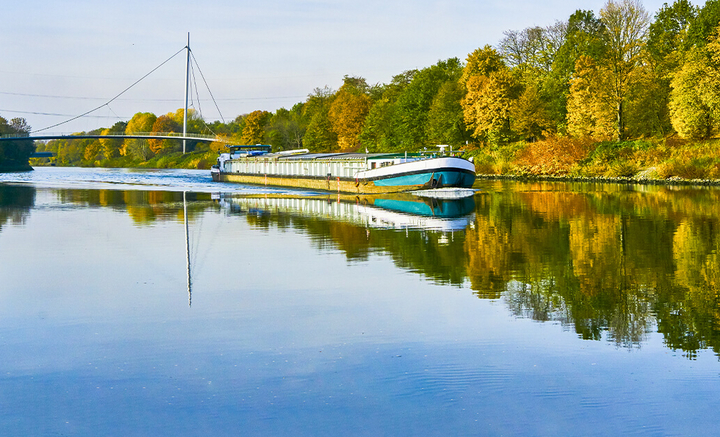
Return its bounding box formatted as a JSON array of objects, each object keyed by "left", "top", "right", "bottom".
[{"left": 4, "top": 0, "right": 720, "bottom": 186}]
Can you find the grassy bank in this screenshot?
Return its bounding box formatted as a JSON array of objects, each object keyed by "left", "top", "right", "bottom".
[
  {"left": 31, "top": 150, "right": 218, "bottom": 170},
  {"left": 466, "top": 137, "right": 720, "bottom": 185}
]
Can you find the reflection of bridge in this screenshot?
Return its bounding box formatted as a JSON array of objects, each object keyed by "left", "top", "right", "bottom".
[{"left": 0, "top": 132, "right": 227, "bottom": 142}]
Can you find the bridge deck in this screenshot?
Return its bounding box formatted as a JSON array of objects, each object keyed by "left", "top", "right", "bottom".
[{"left": 0, "top": 132, "right": 228, "bottom": 142}]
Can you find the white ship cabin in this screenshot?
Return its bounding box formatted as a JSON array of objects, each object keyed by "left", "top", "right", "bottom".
[{"left": 217, "top": 144, "right": 272, "bottom": 169}]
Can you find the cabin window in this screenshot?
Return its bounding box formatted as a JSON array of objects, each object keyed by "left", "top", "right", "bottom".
[{"left": 371, "top": 162, "right": 376, "bottom": 169}]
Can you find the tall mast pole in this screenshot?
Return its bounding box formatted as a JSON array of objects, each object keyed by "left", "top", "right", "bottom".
[{"left": 183, "top": 32, "right": 190, "bottom": 154}]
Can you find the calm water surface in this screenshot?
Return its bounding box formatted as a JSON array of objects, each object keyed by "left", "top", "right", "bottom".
[{"left": 1, "top": 167, "right": 720, "bottom": 436}]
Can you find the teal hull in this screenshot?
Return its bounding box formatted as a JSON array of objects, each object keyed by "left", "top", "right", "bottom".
[{"left": 371, "top": 169, "right": 476, "bottom": 188}]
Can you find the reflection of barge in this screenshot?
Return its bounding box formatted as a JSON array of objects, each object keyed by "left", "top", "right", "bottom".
[
  {"left": 217, "top": 193, "right": 476, "bottom": 231},
  {"left": 211, "top": 145, "right": 476, "bottom": 194}
]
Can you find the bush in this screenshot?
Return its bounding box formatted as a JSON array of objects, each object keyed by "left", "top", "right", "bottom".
[{"left": 514, "top": 136, "right": 594, "bottom": 175}]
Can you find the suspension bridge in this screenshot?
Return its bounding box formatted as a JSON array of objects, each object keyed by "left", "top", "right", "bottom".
[{"left": 0, "top": 33, "right": 230, "bottom": 153}]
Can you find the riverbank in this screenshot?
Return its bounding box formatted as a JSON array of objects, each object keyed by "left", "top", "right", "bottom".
[
  {"left": 28, "top": 136, "right": 720, "bottom": 187},
  {"left": 30, "top": 150, "right": 217, "bottom": 170},
  {"left": 466, "top": 136, "right": 720, "bottom": 186}
]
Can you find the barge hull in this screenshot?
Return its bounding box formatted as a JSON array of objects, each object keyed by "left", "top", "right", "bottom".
[{"left": 213, "top": 169, "right": 475, "bottom": 194}]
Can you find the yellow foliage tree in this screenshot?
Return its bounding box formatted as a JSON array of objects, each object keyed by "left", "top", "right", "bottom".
[
  {"left": 462, "top": 68, "right": 516, "bottom": 143},
  {"left": 239, "top": 110, "right": 271, "bottom": 145},
  {"left": 510, "top": 83, "right": 553, "bottom": 140},
  {"left": 122, "top": 112, "right": 156, "bottom": 160},
  {"left": 567, "top": 55, "right": 616, "bottom": 140},
  {"left": 669, "top": 27, "right": 720, "bottom": 139},
  {"left": 328, "top": 87, "right": 372, "bottom": 151},
  {"left": 599, "top": 0, "right": 651, "bottom": 139},
  {"left": 83, "top": 139, "right": 102, "bottom": 161}
]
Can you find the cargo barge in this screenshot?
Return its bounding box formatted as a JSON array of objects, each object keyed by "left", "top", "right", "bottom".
[{"left": 211, "top": 145, "right": 477, "bottom": 194}]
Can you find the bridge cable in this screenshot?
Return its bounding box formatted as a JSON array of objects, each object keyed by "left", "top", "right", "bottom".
[
  {"left": 32, "top": 46, "right": 187, "bottom": 134},
  {"left": 187, "top": 55, "right": 220, "bottom": 137},
  {"left": 190, "top": 51, "right": 226, "bottom": 124}
]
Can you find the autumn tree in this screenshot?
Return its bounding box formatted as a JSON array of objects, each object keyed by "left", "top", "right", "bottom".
[
  {"left": 123, "top": 112, "right": 156, "bottom": 160},
  {"left": 567, "top": 55, "right": 616, "bottom": 139},
  {"left": 83, "top": 139, "right": 102, "bottom": 162},
  {"left": 238, "top": 110, "right": 272, "bottom": 145},
  {"left": 548, "top": 10, "right": 607, "bottom": 130},
  {"left": 100, "top": 121, "right": 127, "bottom": 159},
  {"left": 149, "top": 114, "right": 182, "bottom": 155},
  {"left": 462, "top": 46, "right": 519, "bottom": 145},
  {"left": 669, "top": 27, "right": 720, "bottom": 139},
  {"left": 328, "top": 76, "right": 373, "bottom": 151},
  {"left": 599, "top": 0, "right": 651, "bottom": 139}
]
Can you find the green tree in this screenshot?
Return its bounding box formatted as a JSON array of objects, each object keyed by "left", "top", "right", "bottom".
[
  {"left": 645, "top": 0, "right": 698, "bottom": 135},
  {"left": 0, "top": 116, "right": 34, "bottom": 170},
  {"left": 83, "top": 139, "right": 103, "bottom": 162},
  {"left": 392, "top": 58, "right": 463, "bottom": 150},
  {"left": 686, "top": 0, "right": 720, "bottom": 48},
  {"left": 358, "top": 70, "right": 415, "bottom": 152},
  {"left": 170, "top": 108, "right": 204, "bottom": 152},
  {"left": 547, "top": 10, "right": 607, "bottom": 130},
  {"left": 302, "top": 87, "right": 337, "bottom": 152},
  {"left": 265, "top": 104, "right": 306, "bottom": 151},
  {"left": 648, "top": 0, "right": 698, "bottom": 63},
  {"left": 511, "top": 83, "right": 554, "bottom": 141},
  {"left": 426, "top": 80, "right": 468, "bottom": 146}
]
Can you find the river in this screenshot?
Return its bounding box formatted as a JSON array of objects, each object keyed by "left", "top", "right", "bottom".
[{"left": 1, "top": 167, "right": 720, "bottom": 436}]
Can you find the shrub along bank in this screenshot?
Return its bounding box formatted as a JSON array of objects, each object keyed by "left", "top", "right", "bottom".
[{"left": 466, "top": 137, "right": 720, "bottom": 185}]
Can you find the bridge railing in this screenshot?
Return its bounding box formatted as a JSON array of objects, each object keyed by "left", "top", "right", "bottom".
[{"left": 0, "top": 132, "right": 224, "bottom": 140}]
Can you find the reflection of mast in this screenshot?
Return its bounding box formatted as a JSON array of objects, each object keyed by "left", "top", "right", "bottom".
[{"left": 184, "top": 191, "right": 192, "bottom": 307}]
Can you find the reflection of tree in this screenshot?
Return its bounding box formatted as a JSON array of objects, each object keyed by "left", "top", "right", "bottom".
[
  {"left": 464, "top": 182, "right": 720, "bottom": 355},
  {"left": 55, "top": 189, "right": 214, "bottom": 226},
  {"left": 157, "top": 183, "right": 720, "bottom": 358},
  {"left": 0, "top": 185, "right": 36, "bottom": 232},
  {"left": 656, "top": 218, "right": 720, "bottom": 358}
]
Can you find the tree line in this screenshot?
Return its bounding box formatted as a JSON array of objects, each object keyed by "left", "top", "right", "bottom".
[
  {"left": 9, "top": 0, "right": 720, "bottom": 169},
  {"left": 0, "top": 116, "right": 33, "bottom": 170},
  {"left": 228, "top": 0, "right": 720, "bottom": 152}
]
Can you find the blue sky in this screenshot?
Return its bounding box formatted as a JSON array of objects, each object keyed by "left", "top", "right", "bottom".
[{"left": 0, "top": 0, "right": 701, "bottom": 134}]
